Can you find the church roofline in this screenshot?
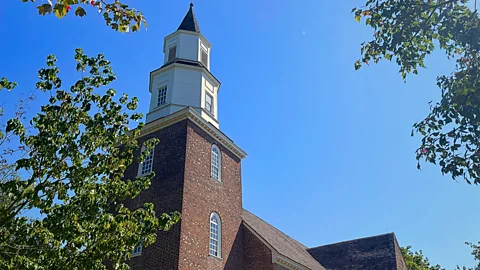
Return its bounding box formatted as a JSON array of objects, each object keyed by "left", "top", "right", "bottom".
[
  {"left": 307, "top": 232, "right": 396, "bottom": 250},
  {"left": 242, "top": 209, "right": 326, "bottom": 270},
  {"left": 141, "top": 107, "right": 247, "bottom": 159},
  {"left": 149, "top": 59, "right": 221, "bottom": 93}
]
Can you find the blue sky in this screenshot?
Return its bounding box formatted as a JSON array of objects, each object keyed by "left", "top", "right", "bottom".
[{"left": 1, "top": 0, "right": 479, "bottom": 268}]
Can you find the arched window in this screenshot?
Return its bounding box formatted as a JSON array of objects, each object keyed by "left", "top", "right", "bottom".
[
  {"left": 209, "top": 212, "right": 221, "bottom": 257},
  {"left": 138, "top": 145, "right": 154, "bottom": 176},
  {"left": 132, "top": 242, "right": 143, "bottom": 257},
  {"left": 211, "top": 145, "right": 221, "bottom": 181}
]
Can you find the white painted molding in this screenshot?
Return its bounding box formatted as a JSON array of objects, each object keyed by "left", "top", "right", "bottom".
[
  {"left": 140, "top": 107, "right": 247, "bottom": 159},
  {"left": 273, "top": 253, "right": 308, "bottom": 270},
  {"left": 149, "top": 63, "right": 220, "bottom": 93}
]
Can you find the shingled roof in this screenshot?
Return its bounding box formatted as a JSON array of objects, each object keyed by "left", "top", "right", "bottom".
[
  {"left": 307, "top": 233, "right": 407, "bottom": 270},
  {"left": 178, "top": 3, "right": 201, "bottom": 33},
  {"left": 242, "top": 209, "right": 326, "bottom": 270}
]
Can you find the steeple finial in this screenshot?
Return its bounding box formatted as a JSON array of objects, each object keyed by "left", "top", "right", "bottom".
[{"left": 178, "top": 3, "right": 200, "bottom": 33}]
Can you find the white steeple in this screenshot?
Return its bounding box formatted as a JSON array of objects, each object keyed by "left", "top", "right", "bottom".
[{"left": 146, "top": 3, "right": 220, "bottom": 128}]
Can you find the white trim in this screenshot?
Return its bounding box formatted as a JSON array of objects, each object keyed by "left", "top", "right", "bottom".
[
  {"left": 200, "top": 41, "right": 209, "bottom": 52},
  {"left": 273, "top": 253, "right": 308, "bottom": 270},
  {"left": 152, "top": 103, "right": 169, "bottom": 112},
  {"left": 163, "top": 30, "right": 212, "bottom": 53},
  {"left": 149, "top": 63, "right": 221, "bottom": 93},
  {"left": 141, "top": 107, "right": 247, "bottom": 159}
]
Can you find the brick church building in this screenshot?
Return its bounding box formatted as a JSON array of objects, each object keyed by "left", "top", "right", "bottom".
[{"left": 124, "top": 4, "right": 408, "bottom": 270}]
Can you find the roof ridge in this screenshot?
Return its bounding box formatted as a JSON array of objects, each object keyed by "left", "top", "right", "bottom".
[
  {"left": 242, "top": 209, "right": 307, "bottom": 249},
  {"left": 242, "top": 209, "right": 326, "bottom": 270},
  {"left": 307, "top": 232, "right": 395, "bottom": 250}
]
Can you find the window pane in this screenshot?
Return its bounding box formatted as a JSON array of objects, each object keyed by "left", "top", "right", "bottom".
[
  {"left": 132, "top": 242, "right": 143, "bottom": 256},
  {"left": 211, "top": 147, "right": 220, "bottom": 180},
  {"left": 205, "top": 93, "right": 213, "bottom": 114},
  {"left": 141, "top": 148, "right": 154, "bottom": 175},
  {"left": 209, "top": 214, "right": 220, "bottom": 257},
  {"left": 157, "top": 86, "right": 167, "bottom": 107}
]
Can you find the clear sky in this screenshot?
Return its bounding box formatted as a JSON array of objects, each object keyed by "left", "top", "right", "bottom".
[{"left": 1, "top": 0, "right": 479, "bottom": 268}]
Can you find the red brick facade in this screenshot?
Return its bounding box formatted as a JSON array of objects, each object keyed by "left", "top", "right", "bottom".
[
  {"left": 178, "top": 120, "right": 245, "bottom": 269},
  {"left": 243, "top": 226, "right": 273, "bottom": 270},
  {"left": 124, "top": 120, "right": 189, "bottom": 269},
  {"left": 124, "top": 119, "right": 250, "bottom": 270}
]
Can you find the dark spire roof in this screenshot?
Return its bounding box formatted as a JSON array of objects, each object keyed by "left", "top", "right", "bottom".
[{"left": 177, "top": 3, "right": 200, "bottom": 33}]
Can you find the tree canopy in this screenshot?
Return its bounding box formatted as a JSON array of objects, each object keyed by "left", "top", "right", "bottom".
[
  {"left": 402, "top": 244, "right": 480, "bottom": 270},
  {"left": 0, "top": 49, "right": 179, "bottom": 269},
  {"left": 23, "top": 0, "right": 145, "bottom": 33},
  {"left": 354, "top": 0, "right": 480, "bottom": 184},
  {"left": 402, "top": 246, "right": 444, "bottom": 270}
]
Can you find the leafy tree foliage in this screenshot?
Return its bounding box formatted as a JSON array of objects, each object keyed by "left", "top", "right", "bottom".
[
  {"left": 402, "top": 246, "right": 444, "bottom": 270},
  {"left": 353, "top": 0, "right": 480, "bottom": 184},
  {"left": 22, "top": 0, "right": 146, "bottom": 33},
  {"left": 0, "top": 49, "right": 180, "bottom": 269},
  {"left": 402, "top": 244, "right": 480, "bottom": 270},
  {"left": 457, "top": 242, "right": 480, "bottom": 270}
]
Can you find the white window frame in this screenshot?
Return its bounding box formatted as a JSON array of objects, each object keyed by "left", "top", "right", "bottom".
[
  {"left": 211, "top": 145, "right": 221, "bottom": 182},
  {"left": 205, "top": 92, "right": 214, "bottom": 115},
  {"left": 209, "top": 212, "right": 221, "bottom": 258},
  {"left": 138, "top": 145, "right": 154, "bottom": 177},
  {"left": 157, "top": 86, "right": 167, "bottom": 107},
  {"left": 132, "top": 242, "right": 143, "bottom": 257}
]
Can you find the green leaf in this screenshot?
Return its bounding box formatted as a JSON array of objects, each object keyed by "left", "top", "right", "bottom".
[
  {"left": 54, "top": 4, "right": 67, "bottom": 18},
  {"left": 75, "top": 6, "right": 87, "bottom": 17}
]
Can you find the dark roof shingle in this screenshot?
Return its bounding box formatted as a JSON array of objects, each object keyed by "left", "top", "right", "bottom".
[
  {"left": 242, "top": 209, "right": 326, "bottom": 270},
  {"left": 178, "top": 3, "right": 200, "bottom": 33},
  {"left": 307, "top": 233, "right": 403, "bottom": 270}
]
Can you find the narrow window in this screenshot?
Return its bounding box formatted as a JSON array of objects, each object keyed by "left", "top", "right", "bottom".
[
  {"left": 205, "top": 93, "right": 214, "bottom": 115},
  {"left": 211, "top": 145, "right": 221, "bottom": 181},
  {"left": 139, "top": 146, "right": 154, "bottom": 176},
  {"left": 201, "top": 49, "right": 208, "bottom": 67},
  {"left": 168, "top": 46, "right": 177, "bottom": 62},
  {"left": 157, "top": 86, "right": 167, "bottom": 107},
  {"left": 209, "top": 213, "right": 221, "bottom": 257},
  {"left": 132, "top": 242, "right": 143, "bottom": 257}
]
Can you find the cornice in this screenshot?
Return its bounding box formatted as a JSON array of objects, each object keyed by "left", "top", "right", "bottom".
[
  {"left": 273, "top": 254, "right": 307, "bottom": 270},
  {"left": 163, "top": 30, "right": 211, "bottom": 52},
  {"left": 141, "top": 107, "right": 246, "bottom": 159},
  {"left": 149, "top": 61, "right": 221, "bottom": 93}
]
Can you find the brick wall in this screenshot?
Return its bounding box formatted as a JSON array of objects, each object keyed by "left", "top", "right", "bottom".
[
  {"left": 243, "top": 225, "right": 273, "bottom": 270},
  {"left": 177, "top": 120, "right": 244, "bottom": 270},
  {"left": 124, "top": 120, "right": 189, "bottom": 270},
  {"left": 123, "top": 119, "right": 246, "bottom": 269}
]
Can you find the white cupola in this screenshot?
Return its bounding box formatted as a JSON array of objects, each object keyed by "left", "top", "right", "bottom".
[{"left": 146, "top": 3, "right": 221, "bottom": 128}]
